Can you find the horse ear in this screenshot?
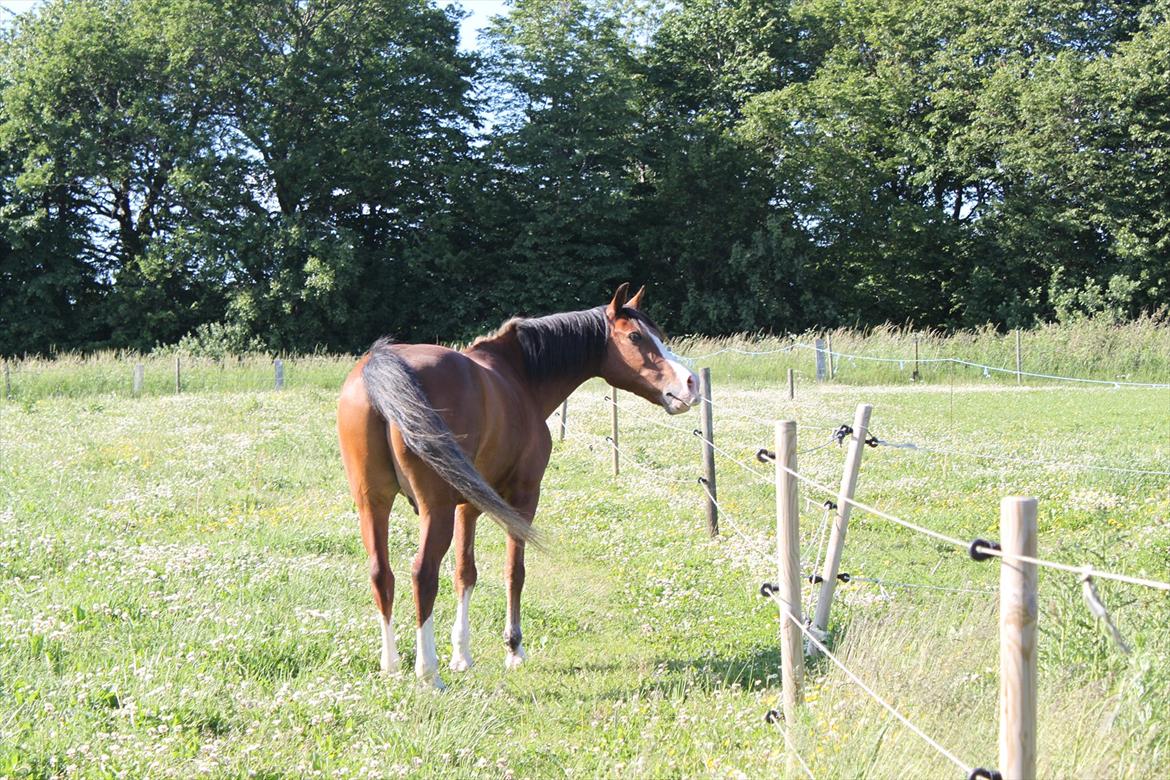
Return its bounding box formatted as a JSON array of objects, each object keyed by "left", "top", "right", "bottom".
[
  {"left": 627, "top": 285, "right": 646, "bottom": 310},
  {"left": 607, "top": 282, "right": 630, "bottom": 318}
]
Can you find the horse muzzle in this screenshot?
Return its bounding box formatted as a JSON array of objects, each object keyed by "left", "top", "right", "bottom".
[{"left": 663, "top": 387, "right": 700, "bottom": 415}]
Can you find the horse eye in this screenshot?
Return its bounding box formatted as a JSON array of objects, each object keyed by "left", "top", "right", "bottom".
[{"left": 629, "top": 332, "right": 643, "bottom": 344}]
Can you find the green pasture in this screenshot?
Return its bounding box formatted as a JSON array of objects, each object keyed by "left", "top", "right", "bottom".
[{"left": 0, "top": 352, "right": 1168, "bottom": 777}]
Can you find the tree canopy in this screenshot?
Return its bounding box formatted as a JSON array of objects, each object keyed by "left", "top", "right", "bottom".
[{"left": 2, "top": 0, "right": 1169, "bottom": 355}]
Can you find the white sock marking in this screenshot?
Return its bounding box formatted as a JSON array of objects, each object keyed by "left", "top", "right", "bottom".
[
  {"left": 415, "top": 616, "right": 443, "bottom": 688},
  {"left": 450, "top": 588, "right": 473, "bottom": 672},
  {"left": 380, "top": 616, "right": 399, "bottom": 673}
]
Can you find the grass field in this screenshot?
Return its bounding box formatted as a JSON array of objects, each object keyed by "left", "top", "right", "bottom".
[{"left": 1, "top": 355, "right": 1168, "bottom": 777}]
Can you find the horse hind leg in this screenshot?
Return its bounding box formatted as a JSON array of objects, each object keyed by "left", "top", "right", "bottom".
[
  {"left": 412, "top": 500, "right": 456, "bottom": 689},
  {"left": 449, "top": 504, "right": 480, "bottom": 672},
  {"left": 359, "top": 498, "right": 399, "bottom": 674},
  {"left": 503, "top": 489, "right": 539, "bottom": 671},
  {"left": 338, "top": 383, "right": 401, "bottom": 674}
]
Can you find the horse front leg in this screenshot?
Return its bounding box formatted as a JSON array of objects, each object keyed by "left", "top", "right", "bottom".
[
  {"left": 504, "top": 489, "right": 538, "bottom": 670},
  {"left": 449, "top": 504, "right": 480, "bottom": 672}
]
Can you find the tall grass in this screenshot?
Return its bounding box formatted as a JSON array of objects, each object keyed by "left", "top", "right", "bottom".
[
  {"left": 676, "top": 314, "right": 1170, "bottom": 387},
  {"left": 0, "top": 352, "right": 354, "bottom": 401},
  {"left": 2, "top": 315, "right": 1167, "bottom": 400}
]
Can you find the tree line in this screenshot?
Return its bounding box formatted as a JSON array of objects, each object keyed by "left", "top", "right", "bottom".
[{"left": 2, "top": 0, "right": 1168, "bottom": 356}]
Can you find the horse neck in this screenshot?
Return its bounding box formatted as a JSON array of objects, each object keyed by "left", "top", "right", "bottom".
[
  {"left": 529, "top": 372, "right": 596, "bottom": 418},
  {"left": 467, "top": 335, "right": 598, "bottom": 419}
]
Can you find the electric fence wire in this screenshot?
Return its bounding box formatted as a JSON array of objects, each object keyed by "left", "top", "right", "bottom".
[
  {"left": 684, "top": 391, "right": 1167, "bottom": 479},
  {"left": 588, "top": 403, "right": 1002, "bottom": 599},
  {"left": 557, "top": 403, "right": 1002, "bottom": 777},
  {"left": 765, "top": 592, "right": 984, "bottom": 779},
  {"left": 758, "top": 455, "right": 1170, "bottom": 593}
]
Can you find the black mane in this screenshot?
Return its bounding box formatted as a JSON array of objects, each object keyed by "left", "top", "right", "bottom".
[
  {"left": 485, "top": 305, "right": 666, "bottom": 382},
  {"left": 513, "top": 307, "right": 610, "bottom": 381},
  {"left": 512, "top": 304, "right": 669, "bottom": 381}
]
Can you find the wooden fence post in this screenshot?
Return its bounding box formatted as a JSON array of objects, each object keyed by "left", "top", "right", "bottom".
[
  {"left": 811, "top": 403, "right": 873, "bottom": 644},
  {"left": 775, "top": 420, "right": 805, "bottom": 729},
  {"left": 610, "top": 390, "right": 619, "bottom": 477},
  {"left": 999, "top": 496, "right": 1038, "bottom": 780},
  {"left": 1015, "top": 330, "right": 1023, "bottom": 385},
  {"left": 559, "top": 399, "right": 568, "bottom": 441},
  {"left": 826, "top": 333, "right": 835, "bottom": 380},
  {"left": 814, "top": 338, "right": 827, "bottom": 382},
  {"left": 133, "top": 363, "right": 144, "bottom": 396},
  {"left": 274, "top": 358, "right": 284, "bottom": 390},
  {"left": 912, "top": 336, "right": 921, "bottom": 382},
  {"left": 174, "top": 356, "right": 182, "bottom": 393},
  {"left": 699, "top": 367, "right": 718, "bottom": 537},
  {"left": 787, "top": 368, "right": 795, "bottom": 401}
]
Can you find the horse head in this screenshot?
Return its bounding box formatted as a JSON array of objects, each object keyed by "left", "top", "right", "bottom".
[{"left": 600, "top": 283, "right": 700, "bottom": 415}]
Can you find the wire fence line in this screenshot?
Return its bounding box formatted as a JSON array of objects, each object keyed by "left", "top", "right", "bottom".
[
  {"left": 679, "top": 341, "right": 1170, "bottom": 389},
  {"left": 765, "top": 593, "right": 984, "bottom": 779},
  {"left": 764, "top": 456, "right": 1170, "bottom": 594},
  {"left": 773, "top": 719, "right": 818, "bottom": 780},
  {"left": 630, "top": 383, "right": 1168, "bottom": 481},
  {"left": 557, "top": 386, "right": 1166, "bottom": 777},
  {"left": 589, "top": 406, "right": 982, "bottom": 776},
  {"left": 591, "top": 389, "right": 1170, "bottom": 593},
  {"left": 565, "top": 415, "right": 962, "bottom": 777},
  {"left": 570, "top": 403, "right": 992, "bottom": 777}
]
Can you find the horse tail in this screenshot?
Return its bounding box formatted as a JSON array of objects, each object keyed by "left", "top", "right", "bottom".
[{"left": 361, "top": 338, "right": 541, "bottom": 548}]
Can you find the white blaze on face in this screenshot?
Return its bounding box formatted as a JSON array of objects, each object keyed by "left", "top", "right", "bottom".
[
  {"left": 416, "top": 616, "right": 444, "bottom": 688},
  {"left": 449, "top": 588, "right": 473, "bottom": 672},
  {"left": 646, "top": 328, "right": 699, "bottom": 407},
  {"left": 380, "top": 616, "right": 399, "bottom": 674}
]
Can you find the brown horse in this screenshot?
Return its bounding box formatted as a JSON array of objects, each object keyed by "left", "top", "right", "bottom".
[{"left": 337, "top": 283, "right": 698, "bottom": 688}]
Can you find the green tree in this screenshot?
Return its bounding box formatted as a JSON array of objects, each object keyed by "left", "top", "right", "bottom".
[
  {"left": 158, "top": 0, "right": 479, "bottom": 350},
  {"left": 1, "top": 0, "right": 226, "bottom": 349},
  {"left": 473, "top": 0, "right": 641, "bottom": 319}
]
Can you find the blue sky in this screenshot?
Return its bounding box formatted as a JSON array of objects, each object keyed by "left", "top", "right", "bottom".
[
  {"left": 455, "top": 0, "right": 510, "bottom": 51},
  {"left": 0, "top": 0, "right": 510, "bottom": 50}
]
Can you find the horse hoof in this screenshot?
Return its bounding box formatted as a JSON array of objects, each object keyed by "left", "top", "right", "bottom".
[
  {"left": 381, "top": 654, "right": 401, "bottom": 675},
  {"left": 504, "top": 649, "right": 526, "bottom": 670},
  {"left": 449, "top": 655, "right": 473, "bottom": 673},
  {"left": 417, "top": 672, "right": 447, "bottom": 691}
]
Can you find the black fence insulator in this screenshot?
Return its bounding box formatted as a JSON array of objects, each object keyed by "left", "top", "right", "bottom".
[
  {"left": 757, "top": 448, "right": 775, "bottom": 463},
  {"left": 835, "top": 425, "right": 879, "bottom": 447},
  {"left": 823, "top": 500, "right": 838, "bottom": 511},
  {"left": 764, "top": 709, "right": 780, "bottom": 724},
  {"left": 837, "top": 572, "right": 851, "bottom": 583},
  {"left": 968, "top": 769, "right": 1002, "bottom": 780},
  {"left": 759, "top": 582, "right": 778, "bottom": 598},
  {"left": 692, "top": 428, "right": 702, "bottom": 437},
  {"left": 969, "top": 538, "right": 1002, "bottom": 562},
  {"left": 807, "top": 574, "right": 824, "bottom": 584},
  {"left": 696, "top": 477, "right": 709, "bottom": 486}
]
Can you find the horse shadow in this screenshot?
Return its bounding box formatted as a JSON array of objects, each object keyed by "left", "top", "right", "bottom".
[{"left": 543, "top": 624, "right": 849, "bottom": 703}]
